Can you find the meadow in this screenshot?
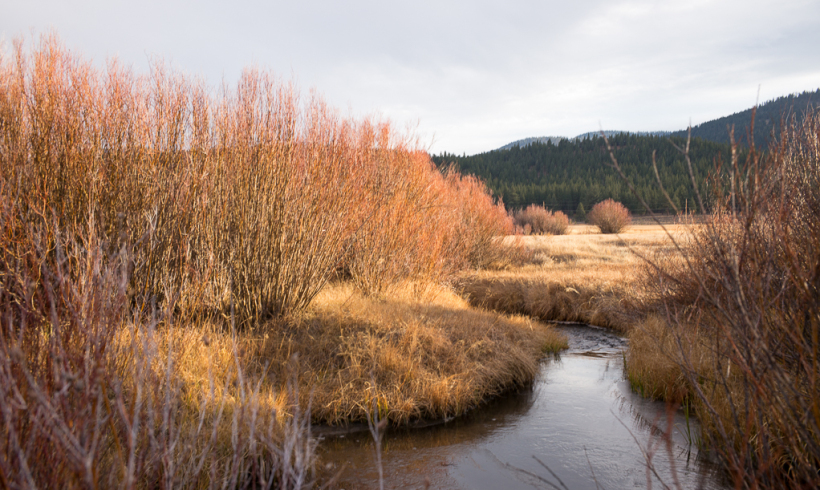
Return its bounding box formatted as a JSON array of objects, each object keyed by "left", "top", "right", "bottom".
[
  {"left": 2, "top": 34, "right": 818, "bottom": 489},
  {"left": 458, "top": 223, "right": 685, "bottom": 332}
]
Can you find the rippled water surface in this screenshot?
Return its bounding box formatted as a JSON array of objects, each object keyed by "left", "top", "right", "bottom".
[{"left": 318, "top": 325, "right": 727, "bottom": 489}]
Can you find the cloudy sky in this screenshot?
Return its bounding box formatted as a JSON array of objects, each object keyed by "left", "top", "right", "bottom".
[{"left": 3, "top": 0, "right": 819, "bottom": 154}]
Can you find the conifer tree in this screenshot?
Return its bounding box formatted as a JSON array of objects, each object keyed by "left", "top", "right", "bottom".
[{"left": 576, "top": 202, "right": 586, "bottom": 222}]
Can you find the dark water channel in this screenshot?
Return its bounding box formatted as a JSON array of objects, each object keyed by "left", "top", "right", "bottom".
[{"left": 318, "top": 325, "right": 727, "bottom": 489}]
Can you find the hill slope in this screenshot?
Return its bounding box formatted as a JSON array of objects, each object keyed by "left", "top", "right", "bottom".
[{"left": 669, "top": 89, "right": 820, "bottom": 148}]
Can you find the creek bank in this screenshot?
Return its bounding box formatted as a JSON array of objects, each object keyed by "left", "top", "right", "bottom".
[
  {"left": 261, "top": 283, "right": 568, "bottom": 427},
  {"left": 318, "top": 325, "right": 728, "bottom": 490}
]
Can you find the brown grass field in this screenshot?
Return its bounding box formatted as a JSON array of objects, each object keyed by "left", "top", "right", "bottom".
[{"left": 459, "top": 223, "right": 688, "bottom": 332}]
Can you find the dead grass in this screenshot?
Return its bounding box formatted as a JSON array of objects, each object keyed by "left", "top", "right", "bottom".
[
  {"left": 141, "top": 281, "right": 567, "bottom": 431},
  {"left": 240, "top": 282, "right": 567, "bottom": 427},
  {"left": 459, "top": 224, "right": 688, "bottom": 332},
  {"left": 625, "top": 314, "right": 705, "bottom": 403}
]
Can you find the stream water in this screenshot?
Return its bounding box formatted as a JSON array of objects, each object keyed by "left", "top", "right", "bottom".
[{"left": 317, "top": 325, "right": 728, "bottom": 489}]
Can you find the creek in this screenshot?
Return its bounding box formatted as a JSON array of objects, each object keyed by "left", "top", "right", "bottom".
[{"left": 317, "top": 324, "right": 728, "bottom": 489}]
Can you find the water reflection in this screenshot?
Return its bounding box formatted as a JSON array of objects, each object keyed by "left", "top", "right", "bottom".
[{"left": 318, "top": 325, "right": 727, "bottom": 489}]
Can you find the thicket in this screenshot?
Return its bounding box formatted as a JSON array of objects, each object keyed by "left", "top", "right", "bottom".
[
  {"left": 513, "top": 205, "right": 569, "bottom": 235},
  {"left": 587, "top": 199, "right": 630, "bottom": 234},
  {"left": 632, "top": 109, "right": 820, "bottom": 487},
  {"left": 0, "top": 35, "right": 512, "bottom": 487},
  {"left": 0, "top": 35, "right": 510, "bottom": 321}
]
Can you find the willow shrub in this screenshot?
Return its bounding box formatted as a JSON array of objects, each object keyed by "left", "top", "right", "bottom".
[
  {"left": 514, "top": 204, "right": 569, "bottom": 235},
  {"left": 0, "top": 34, "right": 510, "bottom": 322},
  {"left": 587, "top": 198, "right": 631, "bottom": 234},
  {"left": 638, "top": 110, "right": 820, "bottom": 487}
]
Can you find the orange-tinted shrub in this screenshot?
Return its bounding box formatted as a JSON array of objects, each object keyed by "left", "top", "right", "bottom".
[
  {"left": 514, "top": 205, "right": 569, "bottom": 235},
  {"left": 587, "top": 199, "right": 631, "bottom": 233},
  {"left": 0, "top": 34, "right": 511, "bottom": 316},
  {"left": 0, "top": 32, "right": 519, "bottom": 487}
]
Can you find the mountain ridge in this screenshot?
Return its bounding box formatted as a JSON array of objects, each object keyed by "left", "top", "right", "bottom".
[{"left": 495, "top": 88, "right": 819, "bottom": 153}]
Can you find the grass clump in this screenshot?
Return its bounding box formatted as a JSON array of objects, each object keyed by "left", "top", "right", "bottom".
[
  {"left": 458, "top": 227, "right": 678, "bottom": 331},
  {"left": 587, "top": 198, "right": 631, "bottom": 233},
  {"left": 250, "top": 282, "right": 567, "bottom": 426}
]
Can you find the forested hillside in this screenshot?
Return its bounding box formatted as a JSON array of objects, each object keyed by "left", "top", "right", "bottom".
[
  {"left": 432, "top": 134, "right": 734, "bottom": 215},
  {"left": 669, "top": 89, "right": 819, "bottom": 148}
]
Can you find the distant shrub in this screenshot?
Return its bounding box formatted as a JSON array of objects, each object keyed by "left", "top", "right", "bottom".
[
  {"left": 514, "top": 205, "right": 570, "bottom": 235},
  {"left": 576, "top": 202, "right": 586, "bottom": 222},
  {"left": 587, "top": 199, "right": 631, "bottom": 233}
]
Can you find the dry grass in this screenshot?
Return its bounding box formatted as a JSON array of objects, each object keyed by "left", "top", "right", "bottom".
[
  {"left": 0, "top": 216, "right": 561, "bottom": 487},
  {"left": 240, "top": 282, "right": 567, "bottom": 427},
  {"left": 625, "top": 314, "right": 705, "bottom": 403},
  {"left": 459, "top": 224, "right": 687, "bottom": 332},
  {"left": 0, "top": 220, "right": 317, "bottom": 488}
]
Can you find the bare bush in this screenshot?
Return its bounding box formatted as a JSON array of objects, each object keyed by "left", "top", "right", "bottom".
[
  {"left": 0, "top": 35, "right": 511, "bottom": 320},
  {"left": 587, "top": 199, "right": 631, "bottom": 234},
  {"left": 514, "top": 205, "right": 569, "bottom": 235},
  {"left": 0, "top": 33, "right": 517, "bottom": 487},
  {"left": 0, "top": 201, "right": 318, "bottom": 488},
  {"left": 633, "top": 108, "right": 820, "bottom": 487}
]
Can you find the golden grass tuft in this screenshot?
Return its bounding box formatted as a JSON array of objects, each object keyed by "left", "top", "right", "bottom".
[
  {"left": 625, "top": 314, "right": 700, "bottom": 403},
  {"left": 243, "top": 282, "right": 567, "bottom": 426}
]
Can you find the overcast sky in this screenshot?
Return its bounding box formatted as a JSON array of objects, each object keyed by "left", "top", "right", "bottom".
[{"left": 3, "top": 0, "right": 819, "bottom": 155}]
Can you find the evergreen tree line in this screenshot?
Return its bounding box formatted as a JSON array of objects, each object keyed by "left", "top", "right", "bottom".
[{"left": 432, "top": 133, "right": 738, "bottom": 215}]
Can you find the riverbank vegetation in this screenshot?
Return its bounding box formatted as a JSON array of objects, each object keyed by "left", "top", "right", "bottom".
[
  {"left": 629, "top": 108, "right": 820, "bottom": 488},
  {"left": 458, "top": 224, "right": 681, "bottom": 332},
  {"left": 0, "top": 35, "right": 562, "bottom": 488},
  {"left": 512, "top": 204, "right": 570, "bottom": 235},
  {"left": 459, "top": 107, "right": 820, "bottom": 487},
  {"left": 3, "top": 32, "right": 817, "bottom": 489}
]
